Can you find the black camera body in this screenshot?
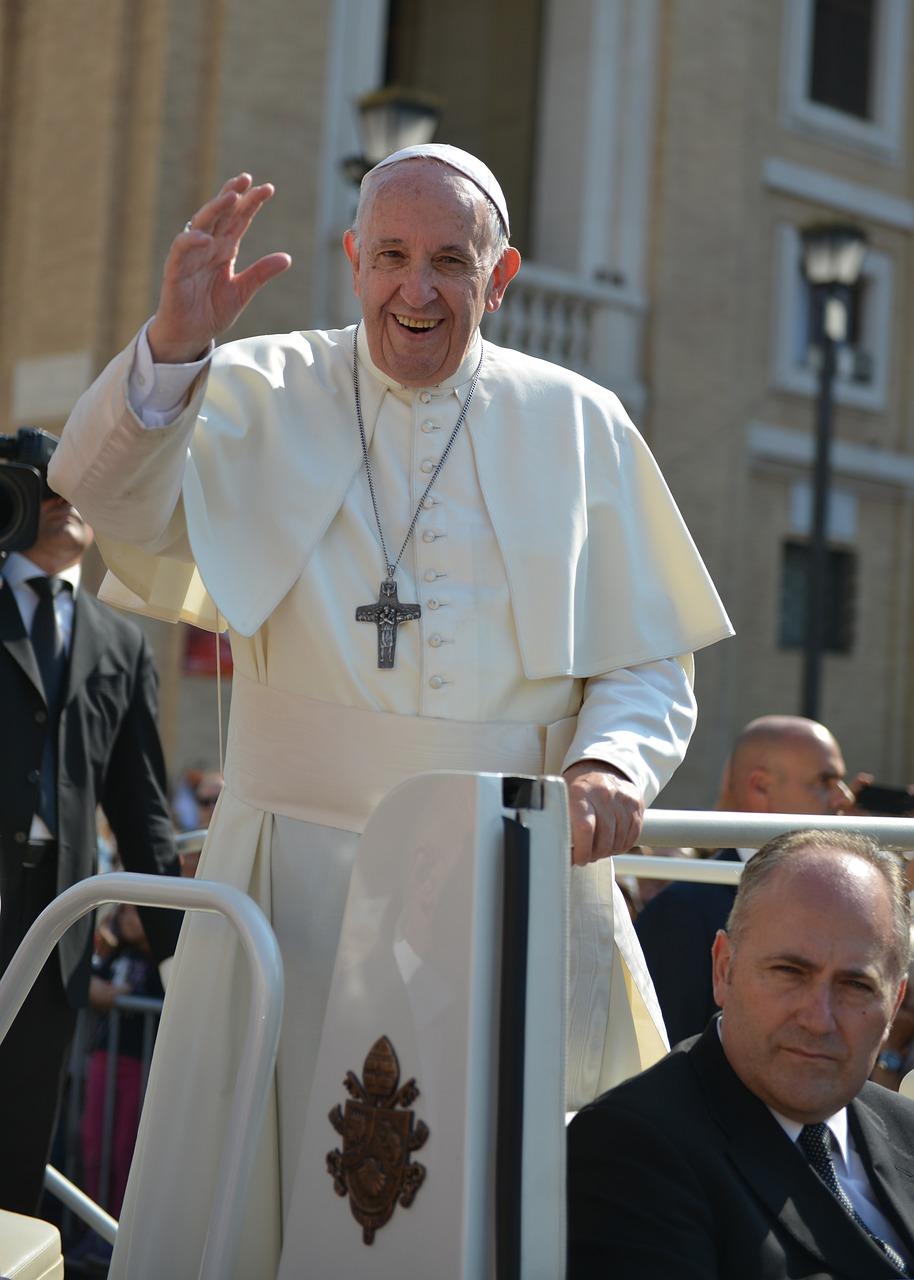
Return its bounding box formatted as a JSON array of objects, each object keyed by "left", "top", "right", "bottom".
[{"left": 0, "top": 427, "right": 58, "bottom": 555}]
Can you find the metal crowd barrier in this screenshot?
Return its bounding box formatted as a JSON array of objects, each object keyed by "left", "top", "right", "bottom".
[
  {"left": 55, "top": 993, "right": 164, "bottom": 1250},
  {"left": 0, "top": 871, "right": 284, "bottom": 1280},
  {"left": 57, "top": 990, "right": 162, "bottom": 1245}
]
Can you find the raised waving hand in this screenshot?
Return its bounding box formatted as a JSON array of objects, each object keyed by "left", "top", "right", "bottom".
[{"left": 147, "top": 174, "right": 292, "bottom": 364}]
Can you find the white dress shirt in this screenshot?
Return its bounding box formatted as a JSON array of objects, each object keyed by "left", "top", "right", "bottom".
[
  {"left": 3, "top": 551, "right": 80, "bottom": 650},
  {"left": 770, "top": 1105, "right": 908, "bottom": 1259}
]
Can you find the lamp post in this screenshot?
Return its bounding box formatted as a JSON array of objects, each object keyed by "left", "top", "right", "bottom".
[
  {"left": 798, "top": 222, "right": 868, "bottom": 720},
  {"left": 341, "top": 86, "right": 442, "bottom": 187}
]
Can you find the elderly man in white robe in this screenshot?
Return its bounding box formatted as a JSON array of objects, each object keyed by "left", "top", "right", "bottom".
[{"left": 50, "top": 145, "right": 732, "bottom": 1278}]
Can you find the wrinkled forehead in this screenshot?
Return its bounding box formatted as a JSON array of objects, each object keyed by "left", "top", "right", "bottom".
[
  {"left": 361, "top": 144, "right": 510, "bottom": 237},
  {"left": 748, "top": 854, "right": 895, "bottom": 947},
  {"left": 358, "top": 160, "right": 497, "bottom": 248}
]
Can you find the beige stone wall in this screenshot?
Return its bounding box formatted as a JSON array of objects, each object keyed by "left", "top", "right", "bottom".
[
  {"left": 643, "top": 0, "right": 773, "bottom": 803},
  {"left": 0, "top": 0, "right": 337, "bottom": 786},
  {"left": 646, "top": 0, "right": 914, "bottom": 805}
]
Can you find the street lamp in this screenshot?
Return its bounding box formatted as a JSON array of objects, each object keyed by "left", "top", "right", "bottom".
[
  {"left": 798, "top": 222, "right": 868, "bottom": 720},
  {"left": 341, "top": 86, "right": 443, "bottom": 187}
]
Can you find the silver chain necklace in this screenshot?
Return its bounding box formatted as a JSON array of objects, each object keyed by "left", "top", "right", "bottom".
[{"left": 353, "top": 323, "right": 485, "bottom": 668}]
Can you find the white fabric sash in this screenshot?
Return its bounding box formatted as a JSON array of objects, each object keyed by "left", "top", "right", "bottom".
[
  {"left": 56, "top": 328, "right": 733, "bottom": 675},
  {"left": 225, "top": 672, "right": 578, "bottom": 833},
  {"left": 224, "top": 672, "right": 668, "bottom": 1105}
]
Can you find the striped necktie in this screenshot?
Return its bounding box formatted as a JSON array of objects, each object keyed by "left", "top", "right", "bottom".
[{"left": 798, "top": 1122, "right": 908, "bottom": 1276}]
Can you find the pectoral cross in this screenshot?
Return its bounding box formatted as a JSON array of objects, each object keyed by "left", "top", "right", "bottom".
[{"left": 356, "top": 578, "right": 421, "bottom": 669}]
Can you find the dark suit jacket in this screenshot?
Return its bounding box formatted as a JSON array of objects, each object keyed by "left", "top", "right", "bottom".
[
  {"left": 567, "top": 1021, "right": 914, "bottom": 1279},
  {"left": 635, "top": 847, "right": 739, "bottom": 1044},
  {"left": 0, "top": 577, "right": 180, "bottom": 1005}
]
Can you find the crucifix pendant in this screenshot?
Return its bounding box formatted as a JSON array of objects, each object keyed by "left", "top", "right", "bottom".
[{"left": 356, "top": 578, "right": 421, "bottom": 669}]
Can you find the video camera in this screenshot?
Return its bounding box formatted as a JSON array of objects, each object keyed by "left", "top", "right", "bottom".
[{"left": 0, "top": 427, "right": 59, "bottom": 555}]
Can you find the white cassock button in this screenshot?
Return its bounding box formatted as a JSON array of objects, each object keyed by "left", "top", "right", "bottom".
[
  {"left": 421, "top": 420, "right": 437, "bottom": 433},
  {"left": 422, "top": 530, "right": 441, "bottom": 543},
  {"left": 419, "top": 391, "right": 432, "bottom": 404},
  {"left": 428, "top": 634, "right": 443, "bottom": 647},
  {"left": 420, "top": 458, "right": 436, "bottom": 474},
  {"left": 422, "top": 497, "right": 437, "bottom": 510},
  {"left": 427, "top": 599, "right": 439, "bottom": 610},
  {"left": 429, "top": 674, "right": 444, "bottom": 689},
  {"left": 423, "top": 569, "right": 440, "bottom": 582}
]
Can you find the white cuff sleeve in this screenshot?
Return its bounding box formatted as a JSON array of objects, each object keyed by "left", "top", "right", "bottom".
[
  {"left": 128, "top": 319, "right": 213, "bottom": 427},
  {"left": 562, "top": 655, "right": 697, "bottom": 806}
]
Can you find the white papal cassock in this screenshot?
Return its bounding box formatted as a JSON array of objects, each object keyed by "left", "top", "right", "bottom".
[{"left": 50, "top": 323, "right": 732, "bottom": 1279}]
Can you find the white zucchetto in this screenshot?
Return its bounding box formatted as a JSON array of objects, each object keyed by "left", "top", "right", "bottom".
[{"left": 363, "top": 143, "right": 511, "bottom": 238}]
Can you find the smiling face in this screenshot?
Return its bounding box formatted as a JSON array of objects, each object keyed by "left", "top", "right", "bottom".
[
  {"left": 712, "top": 851, "right": 906, "bottom": 1123},
  {"left": 343, "top": 159, "right": 520, "bottom": 386}
]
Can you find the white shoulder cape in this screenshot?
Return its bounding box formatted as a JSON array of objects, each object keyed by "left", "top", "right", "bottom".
[{"left": 55, "top": 327, "right": 733, "bottom": 678}]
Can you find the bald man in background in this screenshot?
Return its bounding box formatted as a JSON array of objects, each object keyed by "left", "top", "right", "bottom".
[{"left": 636, "top": 716, "right": 854, "bottom": 1045}]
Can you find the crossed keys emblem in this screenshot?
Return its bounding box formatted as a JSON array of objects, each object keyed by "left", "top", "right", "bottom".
[{"left": 327, "top": 1036, "right": 429, "bottom": 1244}]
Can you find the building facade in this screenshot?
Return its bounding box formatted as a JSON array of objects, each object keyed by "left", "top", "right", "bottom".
[{"left": 1, "top": 0, "right": 911, "bottom": 804}]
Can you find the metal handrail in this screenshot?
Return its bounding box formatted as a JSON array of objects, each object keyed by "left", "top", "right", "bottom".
[
  {"left": 0, "top": 873, "right": 284, "bottom": 1280},
  {"left": 639, "top": 809, "right": 914, "bottom": 850},
  {"left": 614, "top": 854, "right": 744, "bottom": 884},
  {"left": 44, "top": 1165, "right": 118, "bottom": 1245},
  {"left": 176, "top": 828, "right": 207, "bottom": 854},
  {"left": 616, "top": 809, "right": 914, "bottom": 883}
]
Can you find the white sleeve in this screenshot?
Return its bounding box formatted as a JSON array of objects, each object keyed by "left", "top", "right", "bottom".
[
  {"left": 562, "top": 655, "right": 697, "bottom": 806},
  {"left": 48, "top": 326, "right": 210, "bottom": 548},
  {"left": 129, "top": 320, "right": 213, "bottom": 428}
]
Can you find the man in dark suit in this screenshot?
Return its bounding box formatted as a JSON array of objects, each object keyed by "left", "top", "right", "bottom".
[
  {"left": 568, "top": 829, "right": 914, "bottom": 1279},
  {"left": 636, "top": 715, "right": 854, "bottom": 1044},
  {"left": 0, "top": 451, "right": 179, "bottom": 1215}
]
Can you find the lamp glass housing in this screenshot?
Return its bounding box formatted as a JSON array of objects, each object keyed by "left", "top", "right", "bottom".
[
  {"left": 356, "top": 88, "right": 442, "bottom": 167},
  {"left": 800, "top": 223, "right": 868, "bottom": 287}
]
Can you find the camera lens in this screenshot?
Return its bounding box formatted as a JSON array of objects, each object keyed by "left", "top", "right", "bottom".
[
  {"left": 0, "top": 472, "right": 25, "bottom": 536},
  {"left": 0, "top": 466, "right": 40, "bottom": 553}
]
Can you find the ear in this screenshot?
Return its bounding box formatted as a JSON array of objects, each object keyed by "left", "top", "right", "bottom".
[
  {"left": 884, "top": 976, "right": 908, "bottom": 1037},
  {"left": 746, "top": 766, "right": 773, "bottom": 811},
  {"left": 711, "top": 929, "right": 732, "bottom": 1008},
  {"left": 715, "top": 761, "right": 733, "bottom": 810},
  {"left": 485, "top": 247, "right": 521, "bottom": 313},
  {"left": 342, "top": 229, "right": 361, "bottom": 297}
]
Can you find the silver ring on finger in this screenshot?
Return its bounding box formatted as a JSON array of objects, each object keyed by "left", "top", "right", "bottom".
[{"left": 183, "top": 220, "right": 193, "bottom": 233}]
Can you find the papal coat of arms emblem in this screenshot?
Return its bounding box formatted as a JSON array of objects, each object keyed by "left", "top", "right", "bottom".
[{"left": 327, "top": 1035, "right": 429, "bottom": 1244}]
